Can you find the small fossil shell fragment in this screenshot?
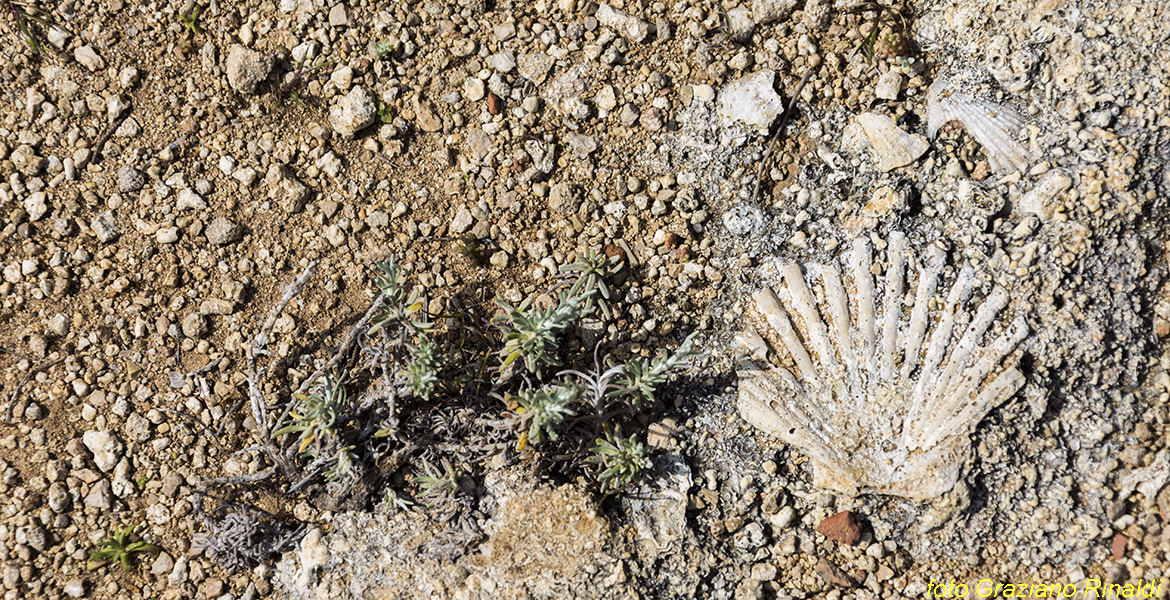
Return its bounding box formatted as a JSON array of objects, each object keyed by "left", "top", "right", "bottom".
[
  {"left": 857, "top": 113, "right": 929, "bottom": 172},
  {"left": 737, "top": 232, "right": 1028, "bottom": 500},
  {"left": 927, "top": 76, "right": 1030, "bottom": 175}
]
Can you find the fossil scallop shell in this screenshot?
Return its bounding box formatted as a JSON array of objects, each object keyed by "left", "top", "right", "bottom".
[
  {"left": 736, "top": 232, "right": 1028, "bottom": 499},
  {"left": 857, "top": 112, "right": 930, "bottom": 172},
  {"left": 927, "top": 76, "right": 1030, "bottom": 176}
]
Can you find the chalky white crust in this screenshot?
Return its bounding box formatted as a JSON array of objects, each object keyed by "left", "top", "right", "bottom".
[{"left": 737, "top": 233, "right": 1028, "bottom": 499}]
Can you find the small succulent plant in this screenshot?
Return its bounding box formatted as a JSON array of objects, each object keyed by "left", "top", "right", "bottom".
[{"left": 87, "top": 524, "right": 160, "bottom": 571}]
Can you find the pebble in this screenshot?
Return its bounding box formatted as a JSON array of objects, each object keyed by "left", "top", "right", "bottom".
[
  {"left": 225, "top": 45, "right": 275, "bottom": 94},
  {"left": 117, "top": 165, "right": 145, "bottom": 193},
  {"left": 63, "top": 578, "right": 85, "bottom": 598},
  {"left": 449, "top": 208, "right": 475, "bottom": 233},
  {"left": 328, "top": 86, "right": 377, "bottom": 139},
  {"left": 816, "top": 510, "right": 862, "bottom": 546},
  {"left": 177, "top": 188, "right": 208, "bottom": 210},
  {"left": 23, "top": 192, "right": 48, "bottom": 221},
  {"left": 875, "top": 71, "right": 903, "bottom": 100},
  {"left": 74, "top": 46, "right": 104, "bottom": 71},
  {"left": 205, "top": 217, "right": 243, "bottom": 245},
  {"left": 182, "top": 313, "right": 209, "bottom": 338},
  {"left": 90, "top": 211, "right": 120, "bottom": 243},
  {"left": 84, "top": 480, "right": 113, "bottom": 509},
  {"left": 517, "top": 53, "right": 555, "bottom": 84},
  {"left": 463, "top": 77, "right": 486, "bottom": 102},
  {"left": 328, "top": 3, "right": 349, "bottom": 27},
  {"left": 82, "top": 430, "right": 122, "bottom": 472},
  {"left": 718, "top": 70, "right": 783, "bottom": 131}
]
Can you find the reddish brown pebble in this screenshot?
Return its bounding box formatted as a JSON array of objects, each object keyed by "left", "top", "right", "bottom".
[
  {"left": 663, "top": 232, "right": 681, "bottom": 250},
  {"left": 603, "top": 243, "right": 626, "bottom": 265},
  {"left": 1112, "top": 533, "right": 1128, "bottom": 560},
  {"left": 816, "top": 510, "right": 862, "bottom": 546},
  {"left": 487, "top": 92, "right": 502, "bottom": 115}
]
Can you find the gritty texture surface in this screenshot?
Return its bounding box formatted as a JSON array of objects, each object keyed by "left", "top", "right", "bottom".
[{"left": 0, "top": 0, "right": 1167, "bottom": 598}]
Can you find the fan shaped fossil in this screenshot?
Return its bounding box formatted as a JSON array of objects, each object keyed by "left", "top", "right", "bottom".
[
  {"left": 927, "top": 75, "right": 1030, "bottom": 176},
  {"left": 736, "top": 232, "right": 1029, "bottom": 500}
]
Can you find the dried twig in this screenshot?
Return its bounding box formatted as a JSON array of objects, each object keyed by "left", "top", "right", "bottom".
[
  {"left": 751, "top": 65, "right": 818, "bottom": 206},
  {"left": 246, "top": 260, "right": 319, "bottom": 473}
]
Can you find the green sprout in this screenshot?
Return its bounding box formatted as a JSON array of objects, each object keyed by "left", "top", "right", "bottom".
[
  {"left": 377, "top": 101, "right": 393, "bottom": 124},
  {"left": 512, "top": 379, "right": 581, "bottom": 447},
  {"left": 87, "top": 525, "right": 160, "bottom": 571},
  {"left": 401, "top": 334, "right": 441, "bottom": 400},
  {"left": 179, "top": 3, "right": 205, "bottom": 35},
  {"left": 415, "top": 458, "right": 459, "bottom": 506},
  {"left": 494, "top": 290, "right": 592, "bottom": 378},
  {"left": 588, "top": 425, "right": 650, "bottom": 493},
  {"left": 561, "top": 250, "right": 622, "bottom": 319},
  {"left": 373, "top": 39, "right": 394, "bottom": 58},
  {"left": 611, "top": 332, "right": 699, "bottom": 410}
]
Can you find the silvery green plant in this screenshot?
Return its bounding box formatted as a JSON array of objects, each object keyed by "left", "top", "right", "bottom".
[
  {"left": 561, "top": 250, "right": 622, "bottom": 319},
  {"left": 512, "top": 379, "right": 582, "bottom": 445},
  {"left": 612, "top": 332, "right": 700, "bottom": 410},
  {"left": 401, "top": 334, "right": 441, "bottom": 400},
  {"left": 587, "top": 425, "right": 651, "bottom": 493},
  {"left": 494, "top": 290, "right": 592, "bottom": 378},
  {"left": 370, "top": 258, "right": 430, "bottom": 335},
  {"left": 415, "top": 458, "right": 459, "bottom": 506}
]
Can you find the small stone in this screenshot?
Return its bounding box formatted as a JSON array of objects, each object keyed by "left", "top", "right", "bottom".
[
  {"left": 489, "top": 52, "right": 516, "bottom": 72},
  {"left": 117, "top": 165, "right": 145, "bottom": 193},
  {"left": 718, "top": 70, "right": 783, "bottom": 131},
  {"left": 177, "top": 188, "right": 207, "bottom": 210},
  {"left": 490, "top": 251, "right": 509, "bottom": 268},
  {"left": 225, "top": 45, "right": 275, "bottom": 94},
  {"left": 84, "top": 480, "right": 113, "bottom": 509},
  {"left": 863, "top": 186, "right": 907, "bottom": 216},
  {"left": 517, "top": 52, "right": 555, "bottom": 84},
  {"left": 106, "top": 94, "right": 130, "bottom": 123},
  {"left": 416, "top": 102, "right": 443, "bottom": 132},
  {"left": 463, "top": 77, "right": 486, "bottom": 102},
  {"left": 549, "top": 182, "right": 580, "bottom": 214},
  {"left": 63, "top": 578, "right": 85, "bottom": 598},
  {"left": 330, "top": 65, "right": 353, "bottom": 90},
  {"left": 324, "top": 224, "right": 346, "bottom": 246},
  {"left": 74, "top": 46, "right": 105, "bottom": 71},
  {"left": 151, "top": 552, "right": 174, "bottom": 576},
  {"left": 750, "top": 562, "right": 777, "bottom": 581},
  {"left": 815, "top": 558, "right": 855, "bottom": 589},
  {"left": 182, "top": 313, "right": 209, "bottom": 338},
  {"left": 451, "top": 38, "right": 476, "bottom": 58},
  {"left": 495, "top": 21, "right": 516, "bottom": 42},
  {"left": 328, "top": 86, "right": 377, "bottom": 139},
  {"left": 168, "top": 556, "right": 189, "bottom": 586},
  {"left": 1111, "top": 533, "right": 1127, "bottom": 560},
  {"left": 449, "top": 208, "right": 475, "bottom": 234},
  {"left": 692, "top": 84, "right": 716, "bottom": 103},
  {"left": 595, "top": 4, "right": 653, "bottom": 42},
  {"left": 817, "top": 511, "right": 862, "bottom": 546},
  {"left": 328, "top": 3, "right": 349, "bottom": 27},
  {"left": 156, "top": 227, "right": 179, "bottom": 244},
  {"left": 615, "top": 103, "right": 637, "bottom": 127},
  {"left": 23, "top": 192, "right": 48, "bottom": 221},
  {"left": 875, "top": 70, "right": 903, "bottom": 100},
  {"left": 205, "top": 217, "right": 242, "bottom": 245},
  {"left": 82, "top": 430, "right": 122, "bottom": 472}
]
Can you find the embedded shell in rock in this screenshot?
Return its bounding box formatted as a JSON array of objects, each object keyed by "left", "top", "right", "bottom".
[
  {"left": 927, "top": 75, "right": 1030, "bottom": 175},
  {"left": 736, "top": 233, "right": 1029, "bottom": 500}
]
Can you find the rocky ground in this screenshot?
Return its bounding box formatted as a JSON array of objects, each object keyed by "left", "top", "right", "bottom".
[{"left": 0, "top": 0, "right": 1168, "bottom": 598}]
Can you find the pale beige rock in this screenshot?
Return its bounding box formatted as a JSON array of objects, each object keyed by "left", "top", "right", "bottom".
[{"left": 857, "top": 113, "right": 929, "bottom": 172}]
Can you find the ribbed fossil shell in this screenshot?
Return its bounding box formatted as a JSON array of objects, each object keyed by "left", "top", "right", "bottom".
[
  {"left": 737, "top": 232, "right": 1029, "bottom": 499},
  {"left": 927, "top": 76, "right": 1030, "bottom": 175},
  {"left": 857, "top": 112, "right": 929, "bottom": 172}
]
